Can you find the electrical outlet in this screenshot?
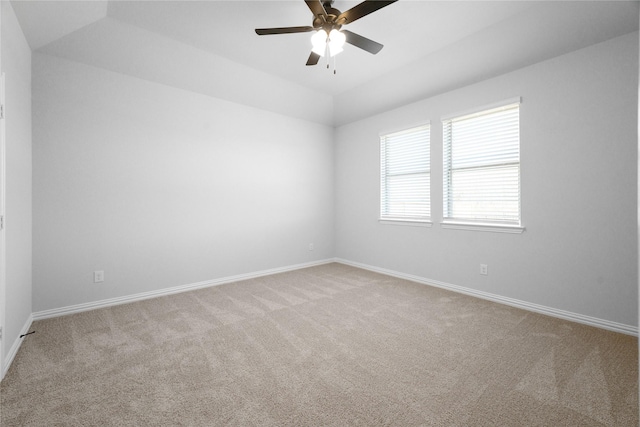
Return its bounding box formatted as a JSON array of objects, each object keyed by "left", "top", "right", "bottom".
[
  {"left": 480, "top": 264, "right": 488, "bottom": 276},
  {"left": 94, "top": 270, "right": 104, "bottom": 283},
  {"left": 308, "top": 243, "right": 314, "bottom": 251}
]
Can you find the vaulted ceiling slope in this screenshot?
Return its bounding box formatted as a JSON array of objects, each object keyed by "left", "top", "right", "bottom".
[{"left": 11, "top": 1, "right": 640, "bottom": 127}]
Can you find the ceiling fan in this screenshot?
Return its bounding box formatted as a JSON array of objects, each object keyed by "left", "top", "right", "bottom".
[{"left": 255, "top": 0, "right": 398, "bottom": 67}]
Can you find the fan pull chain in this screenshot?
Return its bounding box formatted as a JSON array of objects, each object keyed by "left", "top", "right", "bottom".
[
  {"left": 321, "top": 34, "right": 337, "bottom": 75},
  {"left": 325, "top": 37, "right": 330, "bottom": 69}
]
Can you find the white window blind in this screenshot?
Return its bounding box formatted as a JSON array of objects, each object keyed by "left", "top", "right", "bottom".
[
  {"left": 380, "top": 124, "right": 430, "bottom": 221},
  {"left": 443, "top": 102, "right": 520, "bottom": 224}
]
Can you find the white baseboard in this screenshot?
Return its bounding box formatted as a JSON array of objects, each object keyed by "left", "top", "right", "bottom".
[
  {"left": 2, "top": 313, "right": 33, "bottom": 381},
  {"left": 335, "top": 258, "right": 638, "bottom": 337},
  {"left": 32, "top": 259, "right": 334, "bottom": 321}
]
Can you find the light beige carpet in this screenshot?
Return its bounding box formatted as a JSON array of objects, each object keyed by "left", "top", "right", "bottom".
[{"left": 1, "top": 263, "right": 638, "bottom": 426}]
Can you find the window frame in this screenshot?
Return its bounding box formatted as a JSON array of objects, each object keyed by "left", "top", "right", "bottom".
[
  {"left": 379, "top": 123, "right": 432, "bottom": 226},
  {"left": 441, "top": 98, "right": 525, "bottom": 234}
]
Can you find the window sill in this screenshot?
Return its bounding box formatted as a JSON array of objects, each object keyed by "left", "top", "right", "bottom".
[
  {"left": 379, "top": 219, "right": 433, "bottom": 227},
  {"left": 440, "top": 221, "right": 525, "bottom": 234}
]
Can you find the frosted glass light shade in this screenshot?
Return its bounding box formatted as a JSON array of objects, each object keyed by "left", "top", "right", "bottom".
[
  {"left": 311, "top": 30, "right": 328, "bottom": 56},
  {"left": 328, "top": 29, "right": 346, "bottom": 57}
]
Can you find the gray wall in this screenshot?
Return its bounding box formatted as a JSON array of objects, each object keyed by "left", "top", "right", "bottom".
[
  {"left": 32, "top": 53, "right": 334, "bottom": 312},
  {"left": 1, "top": 1, "right": 32, "bottom": 366},
  {"left": 335, "top": 32, "right": 639, "bottom": 328}
]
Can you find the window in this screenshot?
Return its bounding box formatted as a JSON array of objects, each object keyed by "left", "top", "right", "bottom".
[
  {"left": 380, "top": 124, "right": 430, "bottom": 223},
  {"left": 442, "top": 100, "right": 521, "bottom": 229}
]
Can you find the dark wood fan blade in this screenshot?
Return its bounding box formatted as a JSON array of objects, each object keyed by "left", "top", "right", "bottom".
[
  {"left": 255, "top": 26, "right": 314, "bottom": 35},
  {"left": 305, "top": 0, "right": 327, "bottom": 18},
  {"left": 337, "top": 0, "right": 397, "bottom": 25},
  {"left": 306, "top": 52, "right": 321, "bottom": 66},
  {"left": 342, "top": 29, "right": 383, "bottom": 54}
]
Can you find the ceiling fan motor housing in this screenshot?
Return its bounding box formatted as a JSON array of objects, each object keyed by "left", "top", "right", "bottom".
[{"left": 313, "top": 3, "right": 344, "bottom": 32}]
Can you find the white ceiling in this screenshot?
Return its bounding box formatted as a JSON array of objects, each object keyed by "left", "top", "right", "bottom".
[{"left": 11, "top": 0, "right": 640, "bottom": 126}]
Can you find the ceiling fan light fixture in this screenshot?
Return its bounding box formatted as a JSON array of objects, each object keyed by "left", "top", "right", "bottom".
[{"left": 311, "top": 29, "right": 328, "bottom": 56}]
